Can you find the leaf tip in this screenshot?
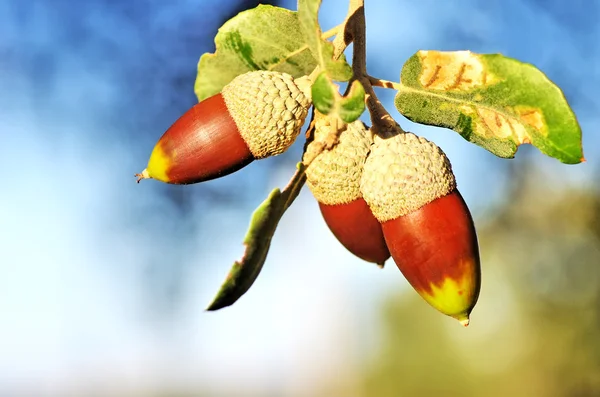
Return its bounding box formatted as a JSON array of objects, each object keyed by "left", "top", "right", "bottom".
[{"left": 205, "top": 298, "right": 230, "bottom": 312}]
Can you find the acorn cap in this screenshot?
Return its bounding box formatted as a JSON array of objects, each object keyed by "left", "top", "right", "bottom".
[
  {"left": 222, "top": 71, "right": 311, "bottom": 159},
  {"left": 361, "top": 132, "right": 456, "bottom": 222},
  {"left": 304, "top": 116, "right": 373, "bottom": 205}
]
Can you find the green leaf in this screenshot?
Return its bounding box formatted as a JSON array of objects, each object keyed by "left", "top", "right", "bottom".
[
  {"left": 206, "top": 164, "right": 307, "bottom": 311},
  {"left": 395, "top": 50, "right": 584, "bottom": 164},
  {"left": 195, "top": 5, "right": 318, "bottom": 101},
  {"left": 339, "top": 80, "right": 366, "bottom": 123},
  {"left": 311, "top": 71, "right": 365, "bottom": 123},
  {"left": 311, "top": 71, "right": 336, "bottom": 114},
  {"left": 297, "top": 0, "right": 352, "bottom": 81}
]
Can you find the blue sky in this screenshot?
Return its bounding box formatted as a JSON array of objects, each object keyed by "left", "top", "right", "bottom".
[{"left": 1, "top": 0, "right": 598, "bottom": 395}]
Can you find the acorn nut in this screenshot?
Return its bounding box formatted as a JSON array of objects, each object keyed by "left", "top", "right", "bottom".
[
  {"left": 136, "top": 71, "right": 311, "bottom": 184},
  {"left": 360, "top": 132, "right": 481, "bottom": 326},
  {"left": 304, "top": 115, "right": 390, "bottom": 266}
]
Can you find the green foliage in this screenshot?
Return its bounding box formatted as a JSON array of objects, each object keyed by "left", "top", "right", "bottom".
[
  {"left": 206, "top": 164, "right": 306, "bottom": 310},
  {"left": 297, "top": 0, "right": 353, "bottom": 81},
  {"left": 311, "top": 71, "right": 366, "bottom": 122},
  {"left": 395, "top": 50, "right": 583, "bottom": 164},
  {"left": 194, "top": 5, "right": 317, "bottom": 101}
]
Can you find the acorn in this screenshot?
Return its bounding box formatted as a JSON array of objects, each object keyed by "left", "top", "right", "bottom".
[
  {"left": 360, "top": 132, "right": 481, "bottom": 326},
  {"left": 136, "top": 71, "right": 312, "bottom": 184},
  {"left": 304, "top": 115, "right": 390, "bottom": 266}
]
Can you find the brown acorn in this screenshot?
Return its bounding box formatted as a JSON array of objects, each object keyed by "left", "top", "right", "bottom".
[
  {"left": 136, "top": 71, "right": 311, "bottom": 184},
  {"left": 360, "top": 132, "right": 481, "bottom": 326},
  {"left": 304, "top": 116, "right": 390, "bottom": 266}
]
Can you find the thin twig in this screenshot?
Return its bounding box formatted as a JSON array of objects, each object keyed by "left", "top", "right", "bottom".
[{"left": 348, "top": 1, "right": 404, "bottom": 136}]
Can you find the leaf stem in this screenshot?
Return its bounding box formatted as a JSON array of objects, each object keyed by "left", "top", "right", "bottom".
[
  {"left": 368, "top": 75, "right": 403, "bottom": 90},
  {"left": 282, "top": 163, "right": 308, "bottom": 209},
  {"left": 322, "top": 23, "right": 343, "bottom": 40}
]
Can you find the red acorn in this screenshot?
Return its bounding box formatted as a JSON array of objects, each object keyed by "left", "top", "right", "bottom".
[
  {"left": 136, "top": 71, "right": 311, "bottom": 184},
  {"left": 360, "top": 132, "right": 481, "bottom": 325},
  {"left": 304, "top": 116, "right": 390, "bottom": 266}
]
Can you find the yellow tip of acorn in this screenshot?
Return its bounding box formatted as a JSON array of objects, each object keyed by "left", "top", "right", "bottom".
[
  {"left": 455, "top": 314, "right": 470, "bottom": 327},
  {"left": 135, "top": 169, "right": 150, "bottom": 183}
]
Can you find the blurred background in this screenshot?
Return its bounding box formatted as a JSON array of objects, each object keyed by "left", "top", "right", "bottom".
[{"left": 1, "top": 0, "right": 599, "bottom": 396}]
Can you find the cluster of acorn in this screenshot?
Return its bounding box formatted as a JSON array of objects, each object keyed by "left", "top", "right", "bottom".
[{"left": 136, "top": 70, "right": 481, "bottom": 326}]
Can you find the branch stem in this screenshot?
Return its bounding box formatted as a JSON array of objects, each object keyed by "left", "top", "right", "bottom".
[{"left": 347, "top": 1, "right": 403, "bottom": 135}]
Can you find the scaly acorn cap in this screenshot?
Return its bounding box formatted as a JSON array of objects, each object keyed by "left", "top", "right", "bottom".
[
  {"left": 221, "top": 71, "right": 311, "bottom": 159},
  {"left": 304, "top": 116, "right": 373, "bottom": 205},
  {"left": 360, "top": 132, "right": 457, "bottom": 222},
  {"left": 304, "top": 116, "right": 390, "bottom": 265}
]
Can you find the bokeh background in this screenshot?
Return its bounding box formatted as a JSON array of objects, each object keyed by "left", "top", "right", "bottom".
[{"left": 1, "top": 0, "right": 599, "bottom": 396}]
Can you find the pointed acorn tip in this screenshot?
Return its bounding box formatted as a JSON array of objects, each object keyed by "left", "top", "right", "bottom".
[
  {"left": 135, "top": 169, "right": 150, "bottom": 183},
  {"left": 452, "top": 312, "right": 470, "bottom": 327},
  {"left": 453, "top": 313, "right": 470, "bottom": 327}
]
